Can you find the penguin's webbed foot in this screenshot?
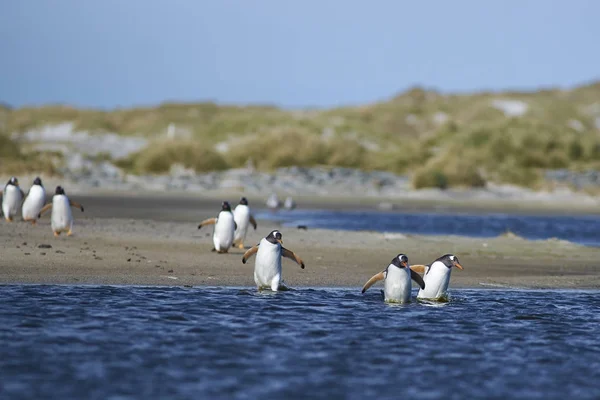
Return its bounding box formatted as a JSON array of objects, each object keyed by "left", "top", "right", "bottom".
[{"left": 53, "top": 231, "right": 60, "bottom": 237}]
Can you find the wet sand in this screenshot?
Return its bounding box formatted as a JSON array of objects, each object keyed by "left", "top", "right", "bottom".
[{"left": 1, "top": 193, "right": 599, "bottom": 289}]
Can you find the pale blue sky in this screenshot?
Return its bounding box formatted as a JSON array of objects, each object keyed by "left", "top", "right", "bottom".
[{"left": 1, "top": 0, "right": 598, "bottom": 109}]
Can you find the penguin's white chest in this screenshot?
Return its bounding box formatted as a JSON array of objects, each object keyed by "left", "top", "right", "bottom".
[
  {"left": 384, "top": 266, "right": 412, "bottom": 303},
  {"left": 418, "top": 263, "right": 451, "bottom": 300},
  {"left": 22, "top": 186, "right": 46, "bottom": 220},
  {"left": 233, "top": 205, "right": 250, "bottom": 241},
  {"left": 51, "top": 195, "right": 73, "bottom": 232},
  {"left": 213, "top": 211, "right": 235, "bottom": 251},
  {"left": 254, "top": 239, "right": 282, "bottom": 287},
  {"left": 2, "top": 185, "right": 22, "bottom": 218}
]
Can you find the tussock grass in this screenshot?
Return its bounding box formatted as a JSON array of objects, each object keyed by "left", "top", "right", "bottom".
[
  {"left": 117, "top": 139, "right": 228, "bottom": 174},
  {"left": 0, "top": 131, "right": 60, "bottom": 175},
  {"left": 5, "top": 81, "right": 600, "bottom": 188}
]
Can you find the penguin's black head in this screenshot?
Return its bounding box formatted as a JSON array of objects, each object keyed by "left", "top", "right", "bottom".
[
  {"left": 239, "top": 197, "right": 248, "bottom": 206},
  {"left": 7, "top": 177, "right": 18, "bottom": 186},
  {"left": 33, "top": 177, "right": 42, "bottom": 186},
  {"left": 266, "top": 230, "right": 283, "bottom": 245},
  {"left": 437, "top": 254, "right": 464, "bottom": 270},
  {"left": 55, "top": 186, "right": 66, "bottom": 195},
  {"left": 391, "top": 253, "right": 409, "bottom": 269},
  {"left": 221, "top": 201, "right": 232, "bottom": 212}
]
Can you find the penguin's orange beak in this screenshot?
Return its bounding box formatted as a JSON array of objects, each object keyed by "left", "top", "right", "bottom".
[
  {"left": 454, "top": 262, "right": 464, "bottom": 270},
  {"left": 401, "top": 261, "right": 408, "bottom": 268},
  {"left": 277, "top": 239, "right": 283, "bottom": 245}
]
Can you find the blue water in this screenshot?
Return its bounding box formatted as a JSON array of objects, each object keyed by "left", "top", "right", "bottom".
[
  {"left": 1, "top": 285, "right": 599, "bottom": 399},
  {"left": 257, "top": 209, "right": 600, "bottom": 246}
]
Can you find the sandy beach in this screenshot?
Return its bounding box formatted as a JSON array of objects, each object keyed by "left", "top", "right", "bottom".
[{"left": 1, "top": 193, "right": 599, "bottom": 289}]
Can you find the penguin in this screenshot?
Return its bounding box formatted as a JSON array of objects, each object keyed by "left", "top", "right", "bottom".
[
  {"left": 233, "top": 197, "right": 257, "bottom": 249},
  {"left": 283, "top": 196, "right": 296, "bottom": 210},
  {"left": 411, "top": 254, "right": 464, "bottom": 301},
  {"left": 38, "top": 186, "right": 85, "bottom": 236},
  {"left": 198, "top": 201, "right": 238, "bottom": 253},
  {"left": 361, "top": 253, "right": 425, "bottom": 304},
  {"left": 21, "top": 177, "right": 46, "bottom": 225},
  {"left": 266, "top": 193, "right": 281, "bottom": 210},
  {"left": 2, "top": 177, "right": 25, "bottom": 222},
  {"left": 241, "top": 230, "right": 305, "bottom": 291}
]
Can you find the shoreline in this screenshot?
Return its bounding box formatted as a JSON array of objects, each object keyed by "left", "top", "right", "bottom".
[{"left": 0, "top": 193, "right": 599, "bottom": 290}]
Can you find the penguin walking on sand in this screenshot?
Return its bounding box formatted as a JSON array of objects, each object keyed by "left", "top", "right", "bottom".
[
  {"left": 2, "top": 177, "right": 25, "bottom": 222},
  {"left": 361, "top": 253, "right": 425, "bottom": 303},
  {"left": 411, "top": 254, "right": 464, "bottom": 301},
  {"left": 38, "top": 186, "right": 84, "bottom": 236},
  {"left": 242, "top": 230, "right": 305, "bottom": 291},
  {"left": 233, "top": 197, "right": 257, "bottom": 249},
  {"left": 198, "top": 201, "right": 237, "bottom": 253},
  {"left": 22, "top": 177, "right": 46, "bottom": 225},
  {"left": 266, "top": 193, "right": 281, "bottom": 210}
]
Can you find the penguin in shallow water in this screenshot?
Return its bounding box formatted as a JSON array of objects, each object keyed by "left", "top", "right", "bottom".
[
  {"left": 39, "top": 186, "right": 84, "bottom": 236},
  {"left": 242, "top": 230, "right": 305, "bottom": 291},
  {"left": 411, "top": 254, "right": 463, "bottom": 301},
  {"left": 2, "top": 177, "right": 24, "bottom": 222},
  {"left": 361, "top": 253, "right": 425, "bottom": 303},
  {"left": 22, "top": 177, "right": 46, "bottom": 225},
  {"left": 233, "top": 197, "right": 257, "bottom": 249},
  {"left": 198, "top": 201, "right": 237, "bottom": 253}
]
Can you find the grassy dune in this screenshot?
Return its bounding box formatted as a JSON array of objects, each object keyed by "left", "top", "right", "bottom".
[{"left": 3, "top": 82, "right": 600, "bottom": 188}]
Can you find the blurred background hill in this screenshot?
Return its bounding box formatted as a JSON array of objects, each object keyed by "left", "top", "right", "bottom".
[{"left": 1, "top": 1, "right": 599, "bottom": 193}]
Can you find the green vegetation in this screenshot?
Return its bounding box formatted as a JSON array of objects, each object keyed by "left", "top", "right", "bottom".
[
  {"left": 0, "top": 130, "right": 60, "bottom": 175},
  {"left": 4, "top": 81, "right": 600, "bottom": 188}
]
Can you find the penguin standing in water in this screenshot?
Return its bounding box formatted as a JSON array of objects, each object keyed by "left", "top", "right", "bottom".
[
  {"left": 233, "top": 197, "right": 257, "bottom": 249},
  {"left": 361, "top": 253, "right": 425, "bottom": 304},
  {"left": 198, "top": 201, "right": 237, "bottom": 253},
  {"left": 242, "top": 230, "right": 305, "bottom": 291},
  {"left": 22, "top": 177, "right": 46, "bottom": 224},
  {"left": 411, "top": 254, "right": 464, "bottom": 301},
  {"left": 38, "top": 186, "right": 84, "bottom": 236},
  {"left": 2, "top": 177, "right": 25, "bottom": 222}
]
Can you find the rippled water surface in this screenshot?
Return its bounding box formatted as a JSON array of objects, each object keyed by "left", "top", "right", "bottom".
[
  {"left": 257, "top": 209, "right": 600, "bottom": 246},
  {"left": 1, "top": 285, "right": 599, "bottom": 399}
]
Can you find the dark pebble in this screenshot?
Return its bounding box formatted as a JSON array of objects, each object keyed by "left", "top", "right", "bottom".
[{"left": 38, "top": 244, "right": 52, "bottom": 249}]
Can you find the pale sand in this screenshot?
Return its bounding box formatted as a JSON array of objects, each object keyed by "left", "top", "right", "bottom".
[{"left": 0, "top": 194, "right": 599, "bottom": 289}]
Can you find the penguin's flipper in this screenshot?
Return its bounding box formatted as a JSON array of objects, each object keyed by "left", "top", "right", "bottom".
[
  {"left": 409, "top": 265, "right": 428, "bottom": 275},
  {"left": 281, "top": 247, "right": 305, "bottom": 269},
  {"left": 198, "top": 218, "right": 217, "bottom": 229},
  {"left": 242, "top": 245, "right": 259, "bottom": 264},
  {"left": 410, "top": 269, "right": 426, "bottom": 290},
  {"left": 362, "top": 271, "right": 385, "bottom": 294},
  {"left": 249, "top": 215, "right": 257, "bottom": 230},
  {"left": 38, "top": 203, "right": 52, "bottom": 218},
  {"left": 234, "top": 221, "right": 238, "bottom": 230},
  {"left": 69, "top": 200, "right": 84, "bottom": 212}
]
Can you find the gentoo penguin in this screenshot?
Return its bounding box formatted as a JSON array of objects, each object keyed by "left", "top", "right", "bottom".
[
  {"left": 38, "top": 186, "right": 85, "bottom": 236},
  {"left": 22, "top": 177, "right": 46, "bottom": 224},
  {"left": 233, "top": 197, "right": 257, "bottom": 249},
  {"left": 283, "top": 196, "right": 296, "bottom": 210},
  {"left": 266, "top": 193, "right": 281, "bottom": 210},
  {"left": 361, "top": 253, "right": 425, "bottom": 304},
  {"left": 198, "top": 201, "right": 238, "bottom": 253},
  {"left": 2, "top": 177, "right": 25, "bottom": 222},
  {"left": 242, "top": 230, "right": 305, "bottom": 291},
  {"left": 411, "top": 254, "right": 464, "bottom": 301}
]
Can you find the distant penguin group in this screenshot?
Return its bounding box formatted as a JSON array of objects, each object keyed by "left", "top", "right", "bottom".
[{"left": 2, "top": 176, "right": 85, "bottom": 236}]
